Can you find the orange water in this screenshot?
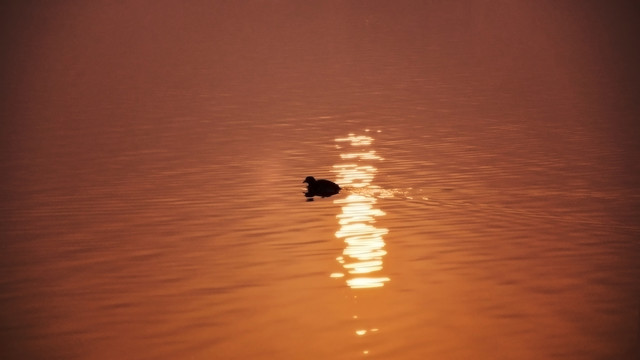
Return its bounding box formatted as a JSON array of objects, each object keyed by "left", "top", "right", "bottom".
[{"left": 2, "top": 2, "right": 638, "bottom": 359}]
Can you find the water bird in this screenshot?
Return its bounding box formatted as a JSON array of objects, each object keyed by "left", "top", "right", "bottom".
[{"left": 303, "top": 176, "right": 341, "bottom": 198}]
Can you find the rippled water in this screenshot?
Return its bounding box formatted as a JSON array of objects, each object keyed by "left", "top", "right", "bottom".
[{"left": 2, "top": 2, "right": 639, "bottom": 360}]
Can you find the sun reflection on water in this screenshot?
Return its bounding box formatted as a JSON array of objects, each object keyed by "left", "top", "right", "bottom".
[
  {"left": 332, "top": 132, "right": 389, "bottom": 356},
  {"left": 332, "top": 133, "right": 389, "bottom": 289}
]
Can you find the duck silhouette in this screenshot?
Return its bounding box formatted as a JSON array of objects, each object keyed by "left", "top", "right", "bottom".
[{"left": 303, "top": 176, "right": 341, "bottom": 198}]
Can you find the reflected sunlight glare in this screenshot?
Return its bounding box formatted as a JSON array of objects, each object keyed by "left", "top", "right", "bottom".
[{"left": 332, "top": 132, "right": 389, "bottom": 289}]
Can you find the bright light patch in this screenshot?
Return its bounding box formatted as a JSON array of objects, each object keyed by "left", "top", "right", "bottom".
[{"left": 333, "top": 132, "right": 390, "bottom": 289}]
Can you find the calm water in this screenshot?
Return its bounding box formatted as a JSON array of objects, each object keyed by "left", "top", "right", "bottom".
[{"left": 2, "top": 2, "right": 639, "bottom": 359}]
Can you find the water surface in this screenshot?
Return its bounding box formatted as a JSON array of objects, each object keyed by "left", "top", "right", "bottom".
[{"left": 2, "top": 2, "right": 639, "bottom": 359}]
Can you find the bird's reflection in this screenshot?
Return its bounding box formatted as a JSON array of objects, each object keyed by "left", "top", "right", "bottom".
[{"left": 332, "top": 133, "right": 389, "bottom": 289}]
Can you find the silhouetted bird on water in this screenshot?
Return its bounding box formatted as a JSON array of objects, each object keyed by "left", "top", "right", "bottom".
[{"left": 303, "top": 176, "right": 341, "bottom": 199}]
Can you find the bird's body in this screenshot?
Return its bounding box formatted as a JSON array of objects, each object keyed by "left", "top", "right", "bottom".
[{"left": 303, "top": 176, "right": 341, "bottom": 198}]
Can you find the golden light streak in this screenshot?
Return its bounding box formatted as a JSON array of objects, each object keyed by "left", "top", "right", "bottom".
[
  {"left": 347, "top": 277, "right": 390, "bottom": 289},
  {"left": 340, "top": 151, "right": 383, "bottom": 160},
  {"left": 331, "top": 132, "right": 389, "bottom": 289},
  {"left": 335, "top": 133, "right": 373, "bottom": 146}
]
